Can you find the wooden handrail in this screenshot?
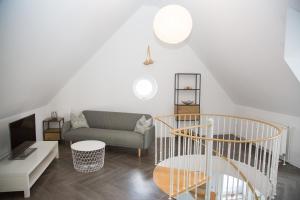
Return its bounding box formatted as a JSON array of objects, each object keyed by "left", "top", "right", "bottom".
[{"left": 155, "top": 114, "right": 283, "bottom": 143}]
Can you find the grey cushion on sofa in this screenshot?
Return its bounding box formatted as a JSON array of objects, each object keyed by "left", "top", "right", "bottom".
[{"left": 62, "top": 110, "right": 155, "bottom": 150}]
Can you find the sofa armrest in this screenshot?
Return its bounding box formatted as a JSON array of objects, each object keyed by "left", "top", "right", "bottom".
[
  {"left": 62, "top": 121, "right": 71, "bottom": 140},
  {"left": 142, "top": 125, "right": 155, "bottom": 149}
]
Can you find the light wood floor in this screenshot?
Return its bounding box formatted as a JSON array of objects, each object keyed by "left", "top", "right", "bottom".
[{"left": 0, "top": 142, "right": 299, "bottom": 200}]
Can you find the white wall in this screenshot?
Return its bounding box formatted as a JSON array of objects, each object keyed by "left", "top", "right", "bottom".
[
  {"left": 47, "top": 5, "right": 236, "bottom": 121},
  {"left": 237, "top": 105, "right": 300, "bottom": 168},
  {"left": 0, "top": 106, "right": 49, "bottom": 158}
]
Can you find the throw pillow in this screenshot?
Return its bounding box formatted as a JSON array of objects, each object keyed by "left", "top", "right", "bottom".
[
  {"left": 134, "top": 115, "right": 152, "bottom": 134},
  {"left": 70, "top": 112, "right": 89, "bottom": 129}
]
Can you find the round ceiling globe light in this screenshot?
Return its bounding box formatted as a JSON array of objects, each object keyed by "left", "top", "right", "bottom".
[{"left": 153, "top": 5, "right": 193, "bottom": 44}]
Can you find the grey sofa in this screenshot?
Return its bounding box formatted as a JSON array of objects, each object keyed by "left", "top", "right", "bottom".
[{"left": 62, "top": 110, "right": 155, "bottom": 157}]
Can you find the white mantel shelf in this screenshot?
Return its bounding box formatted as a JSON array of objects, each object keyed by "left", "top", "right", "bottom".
[{"left": 0, "top": 141, "right": 59, "bottom": 198}]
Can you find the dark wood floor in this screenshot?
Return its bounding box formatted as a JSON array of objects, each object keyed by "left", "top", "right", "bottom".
[{"left": 0, "top": 143, "right": 299, "bottom": 200}]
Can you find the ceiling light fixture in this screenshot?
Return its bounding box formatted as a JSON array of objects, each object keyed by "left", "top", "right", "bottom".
[{"left": 153, "top": 5, "right": 193, "bottom": 44}]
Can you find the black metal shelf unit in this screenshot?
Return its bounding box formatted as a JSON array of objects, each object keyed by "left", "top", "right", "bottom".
[{"left": 174, "top": 73, "right": 201, "bottom": 123}]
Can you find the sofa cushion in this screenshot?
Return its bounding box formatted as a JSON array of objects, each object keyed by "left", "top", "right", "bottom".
[
  {"left": 64, "top": 128, "right": 144, "bottom": 149},
  {"left": 70, "top": 112, "right": 89, "bottom": 129},
  {"left": 82, "top": 110, "right": 151, "bottom": 131},
  {"left": 134, "top": 115, "right": 153, "bottom": 134}
]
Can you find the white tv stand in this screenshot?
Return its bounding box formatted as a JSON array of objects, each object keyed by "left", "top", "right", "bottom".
[{"left": 0, "top": 141, "right": 59, "bottom": 198}]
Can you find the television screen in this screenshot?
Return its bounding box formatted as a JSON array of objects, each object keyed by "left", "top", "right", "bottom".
[{"left": 9, "top": 114, "right": 36, "bottom": 151}]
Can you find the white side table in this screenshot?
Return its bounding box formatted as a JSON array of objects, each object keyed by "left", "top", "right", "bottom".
[{"left": 71, "top": 140, "right": 105, "bottom": 173}]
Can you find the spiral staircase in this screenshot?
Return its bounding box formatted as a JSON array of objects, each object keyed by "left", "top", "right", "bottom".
[{"left": 153, "top": 114, "right": 283, "bottom": 200}]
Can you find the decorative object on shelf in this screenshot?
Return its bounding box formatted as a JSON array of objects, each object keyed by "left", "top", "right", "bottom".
[
  {"left": 51, "top": 111, "right": 57, "bottom": 119},
  {"left": 184, "top": 86, "right": 192, "bottom": 89},
  {"left": 153, "top": 5, "right": 193, "bottom": 44},
  {"left": 181, "top": 100, "right": 194, "bottom": 105},
  {"left": 174, "top": 73, "right": 201, "bottom": 125},
  {"left": 143, "top": 45, "right": 154, "bottom": 65},
  {"left": 43, "top": 117, "right": 64, "bottom": 141}
]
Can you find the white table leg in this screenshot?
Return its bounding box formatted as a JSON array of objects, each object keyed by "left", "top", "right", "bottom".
[
  {"left": 55, "top": 143, "right": 59, "bottom": 159},
  {"left": 24, "top": 189, "right": 30, "bottom": 198}
]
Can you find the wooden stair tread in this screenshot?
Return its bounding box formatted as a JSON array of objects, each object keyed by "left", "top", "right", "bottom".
[{"left": 153, "top": 165, "right": 206, "bottom": 197}]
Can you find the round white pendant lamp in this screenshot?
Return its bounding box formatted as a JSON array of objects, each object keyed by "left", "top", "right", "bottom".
[{"left": 153, "top": 5, "right": 193, "bottom": 44}]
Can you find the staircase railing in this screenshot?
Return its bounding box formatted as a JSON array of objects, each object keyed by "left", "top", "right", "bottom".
[{"left": 154, "top": 114, "right": 283, "bottom": 200}]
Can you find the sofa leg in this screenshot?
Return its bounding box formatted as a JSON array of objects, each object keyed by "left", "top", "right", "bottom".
[{"left": 138, "top": 148, "right": 141, "bottom": 158}]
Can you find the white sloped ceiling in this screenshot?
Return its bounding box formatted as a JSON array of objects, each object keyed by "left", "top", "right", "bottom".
[
  {"left": 1, "top": 0, "right": 300, "bottom": 119},
  {"left": 290, "top": 0, "right": 300, "bottom": 11},
  {"left": 177, "top": 0, "right": 300, "bottom": 116},
  {"left": 146, "top": 0, "right": 300, "bottom": 116},
  {"left": 0, "top": 0, "right": 142, "bottom": 119}
]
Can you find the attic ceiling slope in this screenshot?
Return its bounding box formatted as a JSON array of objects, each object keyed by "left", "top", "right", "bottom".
[
  {"left": 0, "top": 0, "right": 142, "bottom": 119},
  {"left": 289, "top": 0, "right": 300, "bottom": 11},
  {"left": 156, "top": 0, "right": 300, "bottom": 116}
]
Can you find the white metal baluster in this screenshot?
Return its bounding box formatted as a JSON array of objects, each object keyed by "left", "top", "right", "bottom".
[
  {"left": 239, "top": 120, "right": 243, "bottom": 162},
  {"left": 222, "top": 117, "right": 226, "bottom": 156},
  {"left": 262, "top": 126, "right": 269, "bottom": 175},
  {"left": 170, "top": 134, "right": 175, "bottom": 197},
  {"left": 233, "top": 118, "right": 238, "bottom": 161},
  {"left": 164, "top": 124, "right": 167, "bottom": 160},
  {"left": 205, "top": 118, "right": 214, "bottom": 200},
  {"left": 242, "top": 181, "right": 246, "bottom": 200},
  {"left": 188, "top": 115, "right": 192, "bottom": 191},
  {"left": 182, "top": 133, "right": 185, "bottom": 193},
  {"left": 258, "top": 124, "right": 265, "bottom": 172},
  {"left": 254, "top": 123, "right": 259, "bottom": 169},
  {"left": 225, "top": 173, "right": 229, "bottom": 200},
  {"left": 187, "top": 129, "right": 190, "bottom": 192},
  {"left": 160, "top": 122, "right": 163, "bottom": 162},
  {"left": 273, "top": 138, "right": 279, "bottom": 198},
  {"left": 270, "top": 136, "right": 276, "bottom": 198},
  {"left": 155, "top": 120, "right": 158, "bottom": 165},
  {"left": 228, "top": 118, "right": 232, "bottom": 159},
  {"left": 267, "top": 128, "right": 274, "bottom": 178},
  {"left": 199, "top": 116, "right": 203, "bottom": 175},
  {"left": 169, "top": 132, "right": 172, "bottom": 198},
  {"left": 235, "top": 169, "right": 240, "bottom": 200},
  {"left": 169, "top": 125, "right": 171, "bottom": 160},
  {"left": 168, "top": 128, "right": 172, "bottom": 200},
  {"left": 177, "top": 135, "right": 181, "bottom": 196},
  {"left": 248, "top": 121, "right": 254, "bottom": 166},
  {"left": 244, "top": 120, "right": 249, "bottom": 163},
  {"left": 270, "top": 138, "right": 277, "bottom": 198},
  {"left": 217, "top": 116, "right": 221, "bottom": 156},
  {"left": 195, "top": 126, "right": 200, "bottom": 200},
  {"left": 231, "top": 153, "right": 235, "bottom": 198},
  {"left": 273, "top": 138, "right": 280, "bottom": 197}
]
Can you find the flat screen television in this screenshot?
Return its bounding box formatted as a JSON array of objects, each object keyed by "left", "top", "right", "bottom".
[{"left": 9, "top": 114, "right": 37, "bottom": 160}]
